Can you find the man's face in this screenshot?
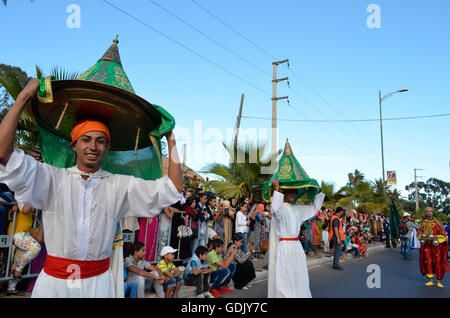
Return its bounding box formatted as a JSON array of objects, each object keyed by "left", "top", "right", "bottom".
[
  {"left": 72, "top": 131, "right": 110, "bottom": 170},
  {"left": 215, "top": 245, "right": 223, "bottom": 254},
  {"left": 425, "top": 210, "right": 433, "bottom": 219},
  {"left": 244, "top": 197, "right": 249, "bottom": 204},
  {"left": 210, "top": 199, "right": 217, "bottom": 207},
  {"left": 185, "top": 191, "right": 192, "bottom": 199},
  {"left": 200, "top": 195, "right": 207, "bottom": 205},
  {"left": 199, "top": 252, "right": 208, "bottom": 261},
  {"left": 283, "top": 189, "right": 297, "bottom": 204}
]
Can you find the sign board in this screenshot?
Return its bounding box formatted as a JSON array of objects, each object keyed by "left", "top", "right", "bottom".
[
  {"left": 0, "top": 235, "right": 10, "bottom": 248},
  {"left": 387, "top": 171, "right": 397, "bottom": 185},
  {"left": 123, "top": 232, "right": 135, "bottom": 243}
]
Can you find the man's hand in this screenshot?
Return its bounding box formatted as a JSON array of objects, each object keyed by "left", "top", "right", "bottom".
[
  {"left": 272, "top": 180, "right": 280, "bottom": 192},
  {"left": 148, "top": 264, "right": 157, "bottom": 272},
  {"left": 18, "top": 78, "right": 40, "bottom": 101}
]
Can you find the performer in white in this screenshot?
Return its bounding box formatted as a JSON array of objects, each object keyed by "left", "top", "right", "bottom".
[
  {"left": 268, "top": 180, "right": 325, "bottom": 298},
  {"left": 0, "top": 79, "right": 184, "bottom": 297}
]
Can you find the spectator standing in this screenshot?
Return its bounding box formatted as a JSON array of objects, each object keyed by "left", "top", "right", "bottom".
[
  {"left": 235, "top": 201, "right": 250, "bottom": 253},
  {"left": 196, "top": 193, "right": 212, "bottom": 247},
  {"left": 6, "top": 203, "right": 42, "bottom": 295},
  {"left": 156, "top": 207, "right": 175, "bottom": 259},
  {"left": 329, "top": 207, "right": 346, "bottom": 270},
  {"left": 222, "top": 200, "right": 235, "bottom": 251},
  {"left": 322, "top": 222, "right": 330, "bottom": 254},
  {"left": 383, "top": 216, "right": 391, "bottom": 248},
  {"left": 399, "top": 212, "right": 420, "bottom": 260},
  {"left": 182, "top": 196, "right": 199, "bottom": 255},
  {"left": 213, "top": 200, "right": 225, "bottom": 243},
  {"left": 207, "top": 239, "right": 237, "bottom": 298}
]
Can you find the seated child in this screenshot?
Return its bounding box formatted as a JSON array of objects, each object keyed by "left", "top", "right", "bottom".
[
  {"left": 183, "top": 246, "right": 214, "bottom": 298},
  {"left": 157, "top": 246, "right": 184, "bottom": 298}
]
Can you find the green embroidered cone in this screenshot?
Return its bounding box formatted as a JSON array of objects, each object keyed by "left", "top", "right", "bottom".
[
  {"left": 262, "top": 139, "right": 321, "bottom": 202},
  {"left": 30, "top": 36, "right": 175, "bottom": 151},
  {"left": 27, "top": 36, "right": 176, "bottom": 181}
]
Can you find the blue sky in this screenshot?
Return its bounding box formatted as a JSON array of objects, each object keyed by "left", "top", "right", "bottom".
[{"left": 1, "top": 0, "right": 449, "bottom": 197}]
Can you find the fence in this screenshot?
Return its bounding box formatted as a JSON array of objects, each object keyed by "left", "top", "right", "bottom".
[{"left": 0, "top": 202, "right": 41, "bottom": 283}]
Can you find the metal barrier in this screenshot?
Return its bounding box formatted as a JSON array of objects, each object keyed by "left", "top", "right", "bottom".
[{"left": 0, "top": 204, "right": 41, "bottom": 283}]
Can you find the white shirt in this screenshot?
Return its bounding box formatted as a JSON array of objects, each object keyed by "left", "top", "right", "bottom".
[
  {"left": 235, "top": 211, "right": 248, "bottom": 233},
  {"left": 0, "top": 149, "right": 183, "bottom": 261}
]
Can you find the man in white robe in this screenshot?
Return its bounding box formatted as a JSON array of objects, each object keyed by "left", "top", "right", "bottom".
[
  {"left": 0, "top": 79, "right": 184, "bottom": 297},
  {"left": 267, "top": 180, "right": 325, "bottom": 298}
]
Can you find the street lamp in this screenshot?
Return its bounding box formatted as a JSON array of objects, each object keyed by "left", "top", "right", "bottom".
[{"left": 379, "top": 89, "right": 408, "bottom": 192}]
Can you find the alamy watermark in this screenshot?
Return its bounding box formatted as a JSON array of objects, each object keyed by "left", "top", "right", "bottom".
[
  {"left": 366, "top": 4, "right": 381, "bottom": 29},
  {"left": 366, "top": 264, "right": 381, "bottom": 288},
  {"left": 66, "top": 4, "right": 81, "bottom": 29}
]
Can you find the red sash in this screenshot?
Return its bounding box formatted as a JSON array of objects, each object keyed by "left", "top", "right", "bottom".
[
  {"left": 279, "top": 237, "right": 299, "bottom": 241},
  {"left": 44, "top": 255, "right": 110, "bottom": 279}
]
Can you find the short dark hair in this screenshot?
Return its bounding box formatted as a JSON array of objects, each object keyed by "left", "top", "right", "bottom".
[
  {"left": 232, "top": 233, "right": 244, "bottom": 243},
  {"left": 185, "top": 196, "right": 196, "bottom": 207},
  {"left": 208, "top": 196, "right": 216, "bottom": 203},
  {"left": 131, "top": 241, "right": 145, "bottom": 256},
  {"left": 194, "top": 246, "right": 209, "bottom": 257},
  {"left": 335, "top": 207, "right": 345, "bottom": 214},
  {"left": 199, "top": 193, "right": 207, "bottom": 199},
  {"left": 212, "top": 239, "right": 224, "bottom": 250}
]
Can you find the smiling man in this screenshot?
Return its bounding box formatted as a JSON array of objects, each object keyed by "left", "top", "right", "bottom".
[{"left": 0, "top": 79, "right": 183, "bottom": 297}]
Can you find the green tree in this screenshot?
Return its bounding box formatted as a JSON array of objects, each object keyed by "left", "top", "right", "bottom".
[
  {"left": 202, "top": 142, "right": 279, "bottom": 201},
  {"left": 405, "top": 178, "right": 450, "bottom": 215}
]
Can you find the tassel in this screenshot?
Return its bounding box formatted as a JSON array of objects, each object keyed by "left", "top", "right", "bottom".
[{"left": 133, "top": 127, "right": 141, "bottom": 155}]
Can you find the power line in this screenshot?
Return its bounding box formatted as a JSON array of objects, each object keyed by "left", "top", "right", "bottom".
[
  {"left": 101, "top": 0, "right": 410, "bottom": 167},
  {"left": 101, "top": 0, "right": 270, "bottom": 96},
  {"left": 242, "top": 113, "right": 450, "bottom": 123},
  {"left": 146, "top": 0, "right": 272, "bottom": 77},
  {"left": 190, "top": 0, "right": 277, "bottom": 60}
]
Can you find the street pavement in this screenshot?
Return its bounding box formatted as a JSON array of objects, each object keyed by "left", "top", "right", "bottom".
[{"left": 223, "top": 245, "right": 450, "bottom": 298}]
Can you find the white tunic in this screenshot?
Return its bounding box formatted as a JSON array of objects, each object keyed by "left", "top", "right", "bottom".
[
  {"left": 0, "top": 149, "right": 183, "bottom": 297},
  {"left": 268, "top": 191, "right": 325, "bottom": 298}
]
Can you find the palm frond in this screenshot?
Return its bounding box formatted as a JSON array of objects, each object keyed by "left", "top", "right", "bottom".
[
  {"left": 50, "top": 66, "right": 79, "bottom": 80},
  {"left": 35, "top": 65, "right": 44, "bottom": 79}
]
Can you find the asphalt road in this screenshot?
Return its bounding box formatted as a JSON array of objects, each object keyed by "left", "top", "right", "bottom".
[{"left": 222, "top": 247, "right": 450, "bottom": 298}]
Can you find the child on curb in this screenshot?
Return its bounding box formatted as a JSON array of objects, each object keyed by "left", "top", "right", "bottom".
[
  {"left": 157, "top": 246, "right": 184, "bottom": 298},
  {"left": 183, "top": 245, "right": 214, "bottom": 298}
]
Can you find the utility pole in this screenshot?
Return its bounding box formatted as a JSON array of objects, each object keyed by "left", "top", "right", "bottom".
[
  {"left": 414, "top": 168, "right": 424, "bottom": 211},
  {"left": 234, "top": 93, "right": 245, "bottom": 147},
  {"left": 271, "top": 59, "right": 289, "bottom": 157}
]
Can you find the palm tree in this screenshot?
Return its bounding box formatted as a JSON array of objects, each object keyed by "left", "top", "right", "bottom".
[
  {"left": 202, "top": 142, "right": 280, "bottom": 201},
  {"left": 0, "top": 64, "right": 79, "bottom": 161},
  {"left": 347, "top": 169, "right": 365, "bottom": 187},
  {"left": 339, "top": 181, "right": 373, "bottom": 207},
  {"left": 320, "top": 181, "right": 343, "bottom": 207}
]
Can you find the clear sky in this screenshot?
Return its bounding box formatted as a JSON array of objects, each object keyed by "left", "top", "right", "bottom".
[{"left": 1, "top": 0, "right": 449, "bottom": 197}]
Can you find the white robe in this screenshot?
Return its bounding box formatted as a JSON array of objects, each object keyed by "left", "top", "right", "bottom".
[
  {"left": 268, "top": 191, "right": 325, "bottom": 298},
  {"left": 0, "top": 149, "right": 182, "bottom": 298}
]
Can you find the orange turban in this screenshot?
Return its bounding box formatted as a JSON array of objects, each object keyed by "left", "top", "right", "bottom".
[{"left": 70, "top": 120, "right": 111, "bottom": 144}]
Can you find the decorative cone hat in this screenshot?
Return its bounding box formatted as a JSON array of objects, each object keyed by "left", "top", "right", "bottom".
[
  {"left": 262, "top": 139, "right": 321, "bottom": 202},
  {"left": 29, "top": 36, "right": 173, "bottom": 151}
]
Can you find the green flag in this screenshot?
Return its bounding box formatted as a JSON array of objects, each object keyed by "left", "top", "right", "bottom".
[{"left": 389, "top": 200, "right": 401, "bottom": 247}]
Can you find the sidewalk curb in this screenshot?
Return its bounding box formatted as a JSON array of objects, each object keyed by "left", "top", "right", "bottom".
[{"left": 171, "top": 243, "right": 387, "bottom": 298}]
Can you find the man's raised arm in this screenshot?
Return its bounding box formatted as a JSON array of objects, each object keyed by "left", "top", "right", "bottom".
[
  {"left": 164, "top": 131, "right": 183, "bottom": 192},
  {"left": 0, "top": 79, "right": 39, "bottom": 166}
]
